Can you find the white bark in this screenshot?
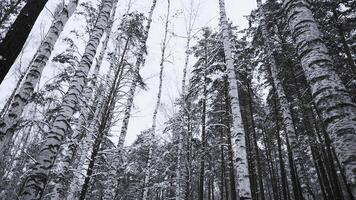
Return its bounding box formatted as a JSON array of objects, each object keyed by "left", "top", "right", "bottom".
[
  {"left": 256, "top": 0, "right": 311, "bottom": 199},
  {"left": 176, "top": 3, "right": 198, "bottom": 198},
  {"left": 0, "top": 70, "right": 27, "bottom": 118},
  {"left": 218, "top": 0, "right": 251, "bottom": 199},
  {"left": 66, "top": 84, "right": 106, "bottom": 200},
  {"left": 283, "top": 0, "right": 356, "bottom": 197},
  {"left": 117, "top": 0, "right": 157, "bottom": 150},
  {"left": 142, "top": 1, "right": 170, "bottom": 199},
  {"left": 17, "top": 0, "right": 115, "bottom": 198},
  {"left": 0, "top": 0, "right": 78, "bottom": 146}
]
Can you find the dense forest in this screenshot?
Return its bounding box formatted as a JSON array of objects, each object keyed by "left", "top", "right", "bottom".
[{"left": 0, "top": 0, "right": 355, "bottom": 199}]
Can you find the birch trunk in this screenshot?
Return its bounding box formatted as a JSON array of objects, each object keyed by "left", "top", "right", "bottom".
[
  {"left": 271, "top": 60, "right": 307, "bottom": 200},
  {"left": 224, "top": 77, "right": 238, "bottom": 200},
  {"left": 256, "top": 0, "right": 309, "bottom": 199},
  {"left": 117, "top": 0, "right": 157, "bottom": 151},
  {"left": 17, "top": 0, "right": 115, "bottom": 198},
  {"left": 0, "top": 0, "right": 78, "bottom": 146},
  {"left": 283, "top": 0, "right": 356, "bottom": 197},
  {"left": 142, "top": 1, "right": 170, "bottom": 199},
  {"left": 177, "top": 2, "right": 196, "bottom": 198},
  {"left": 53, "top": 4, "right": 119, "bottom": 197},
  {"left": 0, "top": 71, "right": 26, "bottom": 118},
  {"left": 218, "top": 0, "right": 251, "bottom": 199},
  {"left": 79, "top": 36, "right": 129, "bottom": 200},
  {"left": 66, "top": 83, "right": 107, "bottom": 200}
]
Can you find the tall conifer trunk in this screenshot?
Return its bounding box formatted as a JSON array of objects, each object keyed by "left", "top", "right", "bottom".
[
  {"left": 198, "top": 41, "right": 208, "bottom": 200},
  {"left": 246, "top": 81, "right": 265, "bottom": 200},
  {"left": 273, "top": 94, "right": 290, "bottom": 200}
]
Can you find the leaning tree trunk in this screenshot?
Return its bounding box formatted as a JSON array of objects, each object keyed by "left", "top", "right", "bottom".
[
  {"left": 0, "top": 69, "right": 27, "bottom": 118},
  {"left": 0, "top": 0, "right": 78, "bottom": 148},
  {"left": 142, "top": 1, "right": 170, "bottom": 199},
  {"left": 218, "top": 0, "right": 251, "bottom": 199},
  {"left": 0, "top": 0, "right": 49, "bottom": 84},
  {"left": 49, "top": 2, "right": 119, "bottom": 198},
  {"left": 256, "top": 0, "right": 307, "bottom": 199},
  {"left": 66, "top": 82, "right": 107, "bottom": 200},
  {"left": 117, "top": 0, "right": 157, "bottom": 151},
  {"left": 283, "top": 0, "right": 356, "bottom": 197},
  {"left": 79, "top": 36, "right": 129, "bottom": 200},
  {"left": 17, "top": 0, "right": 115, "bottom": 198}
]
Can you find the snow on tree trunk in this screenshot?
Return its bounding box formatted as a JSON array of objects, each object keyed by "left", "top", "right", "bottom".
[
  {"left": 283, "top": 0, "right": 356, "bottom": 197},
  {"left": 0, "top": 0, "right": 78, "bottom": 147},
  {"left": 97, "top": 37, "right": 131, "bottom": 200},
  {"left": 117, "top": 0, "right": 157, "bottom": 150},
  {"left": 181, "top": 29, "right": 191, "bottom": 97},
  {"left": 175, "top": 122, "right": 183, "bottom": 200},
  {"left": 176, "top": 3, "right": 197, "bottom": 198},
  {"left": 17, "top": 0, "right": 115, "bottom": 198},
  {"left": 256, "top": 0, "right": 310, "bottom": 199},
  {"left": 218, "top": 0, "right": 251, "bottom": 199},
  {"left": 0, "top": 0, "right": 23, "bottom": 27},
  {"left": 142, "top": 1, "right": 170, "bottom": 199},
  {"left": 0, "top": 71, "right": 26, "bottom": 118},
  {"left": 53, "top": 4, "right": 119, "bottom": 197},
  {"left": 66, "top": 84, "right": 106, "bottom": 200},
  {"left": 79, "top": 34, "right": 130, "bottom": 200},
  {"left": 271, "top": 60, "right": 308, "bottom": 199},
  {"left": 73, "top": 1, "right": 118, "bottom": 149}
]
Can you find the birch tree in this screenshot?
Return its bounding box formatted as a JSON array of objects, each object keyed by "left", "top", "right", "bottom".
[
  {"left": 218, "top": 0, "right": 251, "bottom": 199},
  {"left": 0, "top": 0, "right": 78, "bottom": 150},
  {"left": 283, "top": 0, "right": 356, "bottom": 197},
  {"left": 142, "top": 1, "right": 170, "bottom": 199},
  {"left": 255, "top": 0, "right": 311, "bottom": 199},
  {"left": 17, "top": 0, "right": 116, "bottom": 198},
  {"left": 176, "top": 1, "right": 199, "bottom": 199},
  {"left": 47, "top": 2, "right": 121, "bottom": 199},
  {"left": 117, "top": 0, "right": 158, "bottom": 152}
]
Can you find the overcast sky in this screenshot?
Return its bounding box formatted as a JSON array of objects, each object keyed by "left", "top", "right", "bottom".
[
  {"left": 0, "top": 0, "right": 257, "bottom": 146},
  {"left": 126, "top": 0, "right": 256, "bottom": 145}
]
